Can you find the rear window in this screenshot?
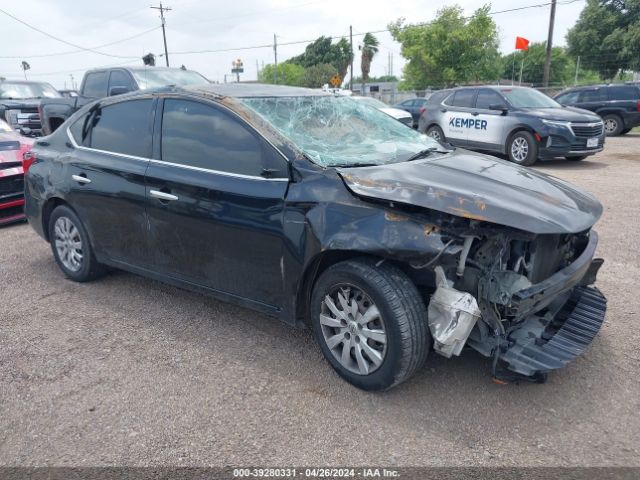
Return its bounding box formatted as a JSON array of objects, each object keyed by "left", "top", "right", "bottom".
[
  {"left": 448, "top": 89, "right": 475, "bottom": 108},
  {"left": 607, "top": 86, "right": 640, "bottom": 101},
  {"left": 83, "top": 72, "right": 108, "bottom": 98},
  {"left": 427, "top": 90, "right": 451, "bottom": 105}
]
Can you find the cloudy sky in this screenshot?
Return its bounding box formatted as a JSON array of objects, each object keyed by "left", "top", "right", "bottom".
[{"left": 0, "top": 0, "right": 586, "bottom": 89}]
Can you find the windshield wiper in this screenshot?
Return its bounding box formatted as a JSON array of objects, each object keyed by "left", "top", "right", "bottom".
[{"left": 405, "top": 147, "right": 449, "bottom": 162}]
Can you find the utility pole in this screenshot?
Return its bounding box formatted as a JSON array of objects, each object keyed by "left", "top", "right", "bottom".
[
  {"left": 150, "top": 2, "right": 172, "bottom": 67},
  {"left": 349, "top": 25, "right": 354, "bottom": 91},
  {"left": 542, "top": 0, "right": 557, "bottom": 88},
  {"left": 273, "top": 34, "right": 278, "bottom": 84}
]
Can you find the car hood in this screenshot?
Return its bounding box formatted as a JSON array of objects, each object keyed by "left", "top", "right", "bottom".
[
  {"left": 337, "top": 149, "right": 602, "bottom": 234},
  {"left": 379, "top": 107, "right": 412, "bottom": 120},
  {"left": 520, "top": 106, "right": 601, "bottom": 123},
  {"left": 0, "top": 99, "right": 43, "bottom": 109}
]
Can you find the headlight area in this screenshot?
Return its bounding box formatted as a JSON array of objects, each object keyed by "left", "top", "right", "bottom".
[{"left": 413, "top": 228, "right": 606, "bottom": 383}]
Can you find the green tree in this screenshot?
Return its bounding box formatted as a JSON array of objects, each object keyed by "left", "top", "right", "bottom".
[
  {"left": 501, "top": 43, "right": 574, "bottom": 85},
  {"left": 301, "top": 63, "right": 339, "bottom": 88},
  {"left": 566, "top": 0, "right": 640, "bottom": 80},
  {"left": 389, "top": 5, "right": 501, "bottom": 88},
  {"left": 258, "top": 63, "right": 305, "bottom": 86},
  {"left": 289, "top": 36, "right": 352, "bottom": 80},
  {"left": 360, "top": 33, "right": 379, "bottom": 88}
]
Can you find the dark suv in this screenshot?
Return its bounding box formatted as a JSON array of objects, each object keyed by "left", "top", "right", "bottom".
[{"left": 554, "top": 84, "right": 640, "bottom": 136}]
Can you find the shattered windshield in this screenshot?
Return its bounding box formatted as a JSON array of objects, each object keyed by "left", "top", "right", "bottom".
[{"left": 241, "top": 95, "right": 441, "bottom": 167}]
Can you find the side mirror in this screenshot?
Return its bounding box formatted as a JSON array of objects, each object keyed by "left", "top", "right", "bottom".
[
  {"left": 109, "top": 86, "right": 131, "bottom": 96},
  {"left": 489, "top": 103, "right": 509, "bottom": 114}
]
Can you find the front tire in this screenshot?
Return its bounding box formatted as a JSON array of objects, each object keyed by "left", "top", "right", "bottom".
[
  {"left": 426, "top": 125, "right": 446, "bottom": 143},
  {"left": 48, "top": 205, "right": 106, "bottom": 282},
  {"left": 310, "top": 259, "right": 430, "bottom": 391},
  {"left": 507, "top": 131, "right": 538, "bottom": 166},
  {"left": 603, "top": 114, "right": 623, "bottom": 136}
]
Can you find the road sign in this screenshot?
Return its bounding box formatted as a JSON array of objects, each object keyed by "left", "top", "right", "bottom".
[{"left": 330, "top": 74, "right": 342, "bottom": 88}]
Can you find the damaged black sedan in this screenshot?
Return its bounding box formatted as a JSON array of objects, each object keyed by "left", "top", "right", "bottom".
[{"left": 24, "top": 84, "right": 606, "bottom": 390}]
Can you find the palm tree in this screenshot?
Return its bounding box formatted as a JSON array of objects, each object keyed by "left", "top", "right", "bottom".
[{"left": 360, "top": 33, "right": 379, "bottom": 94}]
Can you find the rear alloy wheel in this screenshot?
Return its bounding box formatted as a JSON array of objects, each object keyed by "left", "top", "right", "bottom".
[
  {"left": 602, "top": 114, "right": 623, "bottom": 136},
  {"left": 507, "top": 131, "right": 538, "bottom": 166},
  {"left": 48, "top": 205, "right": 106, "bottom": 282},
  {"left": 310, "top": 259, "right": 430, "bottom": 391},
  {"left": 426, "top": 125, "right": 446, "bottom": 143}
]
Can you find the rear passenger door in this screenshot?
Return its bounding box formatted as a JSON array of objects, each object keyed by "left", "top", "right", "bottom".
[
  {"left": 145, "top": 97, "right": 289, "bottom": 309},
  {"left": 442, "top": 89, "right": 477, "bottom": 146},
  {"left": 65, "top": 98, "right": 153, "bottom": 267}
]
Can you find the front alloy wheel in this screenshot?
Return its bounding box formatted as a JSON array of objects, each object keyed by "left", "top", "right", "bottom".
[
  {"left": 319, "top": 285, "right": 387, "bottom": 375},
  {"left": 507, "top": 131, "right": 538, "bottom": 166},
  {"left": 311, "top": 259, "right": 430, "bottom": 391}
]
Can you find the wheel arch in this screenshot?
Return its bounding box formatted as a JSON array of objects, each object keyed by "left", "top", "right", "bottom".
[
  {"left": 504, "top": 125, "right": 536, "bottom": 154},
  {"left": 295, "top": 250, "right": 403, "bottom": 326},
  {"left": 41, "top": 196, "right": 69, "bottom": 242}
]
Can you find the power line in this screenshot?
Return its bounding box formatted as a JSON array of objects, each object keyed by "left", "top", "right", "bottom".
[
  {"left": 0, "top": 26, "right": 160, "bottom": 59},
  {"left": 164, "top": 0, "right": 585, "bottom": 56},
  {"left": 0, "top": 7, "right": 139, "bottom": 59}
]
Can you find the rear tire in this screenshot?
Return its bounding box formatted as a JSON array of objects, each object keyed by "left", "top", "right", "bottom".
[
  {"left": 310, "top": 259, "right": 430, "bottom": 391},
  {"left": 48, "top": 205, "right": 106, "bottom": 282},
  {"left": 602, "top": 114, "right": 623, "bottom": 136},
  {"left": 507, "top": 131, "right": 538, "bottom": 166},
  {"left": 620, "top": 128, "right": 631, "bottom": 135},
  {"left": 426, "top": 125, "right": 446, "bottom": 143}
]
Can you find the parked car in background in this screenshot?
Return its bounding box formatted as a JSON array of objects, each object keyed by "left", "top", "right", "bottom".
[
  {"left": 0, "top": 80, "right": 61, "bottom": 137},
  {"left": 25, "top": 83, "right": 606, "bottom": 390},
  {"left": 0, "top": 119, "right": 33, "bottom": 225},
  {"left": 352, "top": 96, "right": 413, "bottom": 127},
  {"left": 40, "top": 66, "right": 209, "bottom": 134},
  {"left": 420, "top": 86, "right": 605, "bottom": 166},
  {"left": 393, "top": 98, "right": 429, "bottom": 128},
  {"left": 554, "top": 84, "right": 640, "bottom": 136}
]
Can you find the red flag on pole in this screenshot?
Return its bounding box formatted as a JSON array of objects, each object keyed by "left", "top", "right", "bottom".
[{"left": 515, "top": 36, "right": 530, "bottom": 51}]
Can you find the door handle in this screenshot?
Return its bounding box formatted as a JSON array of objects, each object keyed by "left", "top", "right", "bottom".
[
  {"left": 440, "top": 109, "right": 447, "bottom": 113},
  {"left": 150, "top": 189, "right": 178, "bottom": 202},
  {"left": 471, "top": 112, "right": 479, "bottom": 116},
  {"left": 71, "top": 174, "right": 91, "bottom": 184}
]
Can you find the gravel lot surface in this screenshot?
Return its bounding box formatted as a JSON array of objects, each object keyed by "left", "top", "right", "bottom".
[{"left": 1, "top": 135, "right": 639, "bottom": 467}]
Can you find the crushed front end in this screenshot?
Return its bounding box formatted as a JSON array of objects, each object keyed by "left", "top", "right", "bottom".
[{"left": 424, "top": 224, "right": 606, "bottom": 382}]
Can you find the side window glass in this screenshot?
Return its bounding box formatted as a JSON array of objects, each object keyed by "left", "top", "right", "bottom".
[
  {"left": 579, "top": 90, "right": 603, "bottom": 102},
  {"left": 450, "top": 90, "right": 475, "bottom": 108},
  {"left": 109, "top": 70, "right": 134, "bottom": 91},
  {"left": 83, "top": 72, "right": 108, "bottom": 98},
  {"left": 88, "top": 99, "right": 153, "bottom": 157},
  {"left": 608, "top": 86, "right": 639, "bottom": 100},
  {"left": 557, "top": 91, "right": 579, "bottom": 104},
  {"left": 161, "top": 99, "right": 268, "bottom": 177},
  {"left": 475, "top": 90, "right": 505, "bottom": 110},
  {"left": 69, "top": 112, "right": 91, "bottom": 146}
]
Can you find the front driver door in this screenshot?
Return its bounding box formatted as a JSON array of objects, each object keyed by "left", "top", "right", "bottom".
[{"left": 144, "top": 97, "right": 289, "bottom": 310}]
